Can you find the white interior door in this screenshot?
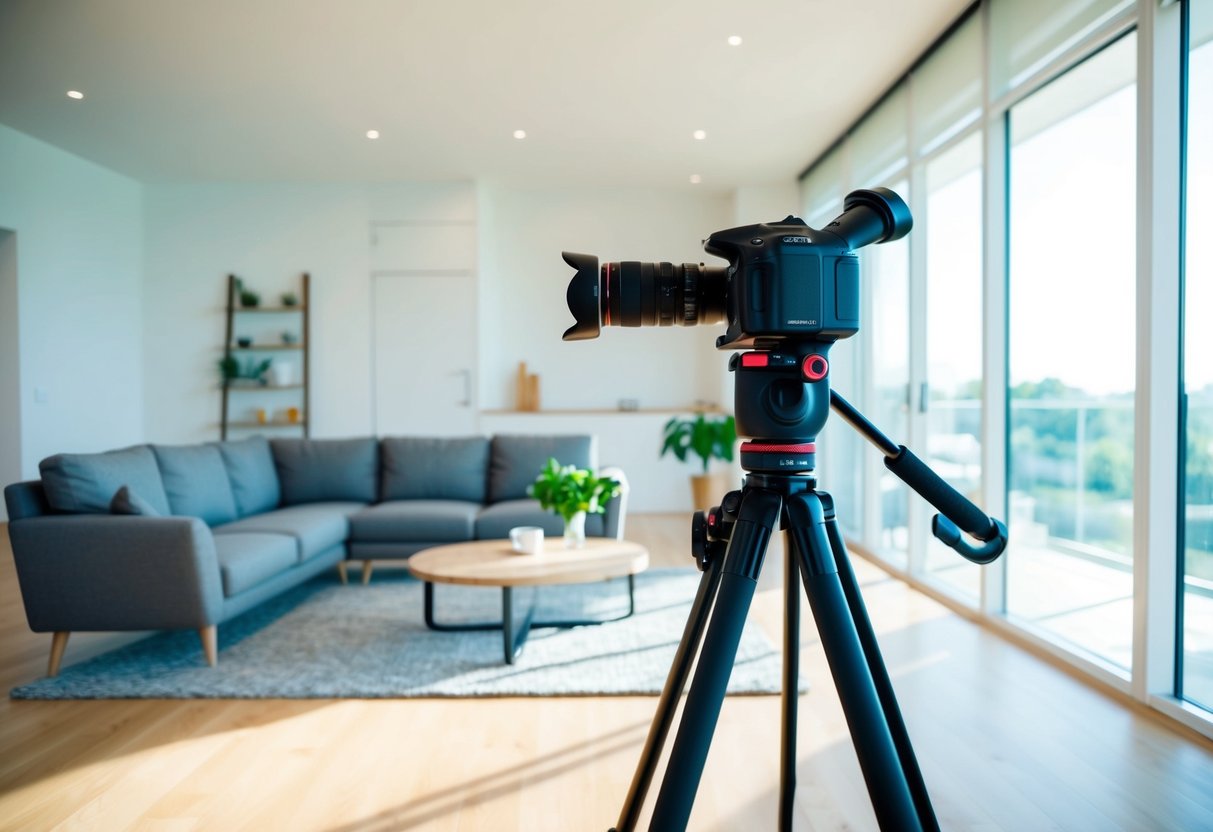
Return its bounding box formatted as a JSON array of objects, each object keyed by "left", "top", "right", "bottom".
[{"left": 373, "top": 273, "right": 477, "bottom": 436}]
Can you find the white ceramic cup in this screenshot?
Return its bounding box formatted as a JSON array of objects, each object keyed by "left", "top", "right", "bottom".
[{"left": 508, "top": 525, "right": 544, "bottom": 555}]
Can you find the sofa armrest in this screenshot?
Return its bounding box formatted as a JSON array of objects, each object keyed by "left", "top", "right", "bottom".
[
  {"left": 7, "top": 515, "right": 224, "bottom": 632},
  {"left": 598, "top": 466, "right": 630, "bottom": 540}
]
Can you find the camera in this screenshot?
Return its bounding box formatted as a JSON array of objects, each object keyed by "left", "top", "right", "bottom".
[{"left": 562, "top": 187, "right": 912, "bottom": 351}]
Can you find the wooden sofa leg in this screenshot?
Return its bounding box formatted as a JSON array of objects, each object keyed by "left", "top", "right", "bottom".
[
  {"left": 336, "top": 561, "right": 349, "bottom": 585},
  {"left": 199, "top": 626, "right": 218, "bottom": 667},
  {"left": 48, "top": 631, "right": 70, "bottom": 677},
  {"left": 361, "top": 560, "right": 374, "bottom": 585}
]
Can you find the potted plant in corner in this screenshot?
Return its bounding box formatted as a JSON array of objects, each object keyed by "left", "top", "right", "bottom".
[
  {"left": 528, "top": 458, "right": 621, "bottom": 548},
  {"left": 661, "top": 412, "right": 737, "bottom": 509}
]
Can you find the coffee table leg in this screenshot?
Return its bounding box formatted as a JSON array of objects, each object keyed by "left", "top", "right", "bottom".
[{"left": 502, "top": 586, "right": 538, "bottom": 665}]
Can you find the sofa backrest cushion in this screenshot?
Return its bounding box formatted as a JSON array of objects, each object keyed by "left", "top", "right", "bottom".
[
  {"left": 380, "top": 436, "right": 490, "bottom": 503},
  {"left": 271, "top": 437, "right": 378, "bottom": 505},
  {"left": 214, "top": 437, "right": 281, "bottom": 517},
  {"left": 488, "top": 434, "right": 596, "bottom": 503},
  {"left": 152, "top": 444, "right": 239, "bottom": 525},
  {"left": 110, "top": 485, "right": 163, "bottom": 516},
  {"left": 39, "top": 445, "right": 171, "bottom": 516}
]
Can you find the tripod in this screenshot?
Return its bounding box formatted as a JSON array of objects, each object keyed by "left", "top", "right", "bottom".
[{"left": 610, "top": 372, "right": 1007, "bottom": 831}]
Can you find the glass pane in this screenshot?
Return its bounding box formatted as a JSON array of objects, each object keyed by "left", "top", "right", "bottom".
[
  {"left": 851, "top": 84, "right": 909, "bottom": 187},
  {"left": 803, "top": 147, "right": 846, "bottom": 228},
  {"left": 1007, "top": 34, "right": 1136, "bottom": 670},
  {"left": 990, "top": 0, "right": 1134, "bottom": 98},
  {"left": 871, "top": 179, "right": 911, "bottom": 566},
  {"left": 822, "top": 333, "right": 864, "bottom": 537},
  {"left": 924, "top": 133, "right": 984, "bottom": 601},
  {"left": 913, "top": 13, "right": 982, "bottom": 154},
  {"left": 1182, "top": 0, "right": 1213, "bottom": 712}
]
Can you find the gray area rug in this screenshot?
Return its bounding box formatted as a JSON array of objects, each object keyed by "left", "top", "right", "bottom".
[{"left": 11, "top": 568, "right": 805, "bottom": 699}]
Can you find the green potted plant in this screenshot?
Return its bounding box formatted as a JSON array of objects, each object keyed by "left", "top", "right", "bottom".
[
  {"left": 660, "top": 412, "right": 737, "bottom": 508},
  {"left": 280, "top": 291, "right": 299, "bottom": 307},
  {"left": 239, "top": 288, "right": 261, "bottom": 308},
  {"left": 219, "top": 356, "right": 272, "bottom": 386},
  {"left": 217, "top": 355, "right": 240, "bottom": 382},
  {"left": 528, "top": 458, "right": 621, "bottom": 548}
]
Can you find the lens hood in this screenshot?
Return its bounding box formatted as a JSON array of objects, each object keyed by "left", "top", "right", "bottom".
[{"left": 562, "top": 251, "right": 601, "bottom": 341}]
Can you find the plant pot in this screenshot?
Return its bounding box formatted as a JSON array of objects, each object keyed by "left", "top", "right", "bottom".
[
  {"left": 267, "top": 363, "right": 292, "bottom": 387},
  {"left": 690, "top": 474, "right": 718, "bottom": 510},
  {"left": 563, "top": 511, "right": 587, "bottom": 549}
]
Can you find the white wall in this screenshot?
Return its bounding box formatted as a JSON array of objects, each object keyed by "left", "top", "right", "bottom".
[
  {"left": 733, "top": 183, "right": 801, "bottom": 226},
  {"left": 478, "top": 184, "right": 734, "bottom": 412},
  {"left": 142, "top": 182, "right": 476, "bottom": 444},
  {"left": 0, "top": 230, "right": 19, "bottom": 507},
  {"left": 0, "top": 125, "right": 144, "bottom": 514}
]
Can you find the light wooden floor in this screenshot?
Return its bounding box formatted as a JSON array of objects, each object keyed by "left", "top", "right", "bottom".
[{"left": 1, "top": 516, "right": 1212, "bottom": 831}]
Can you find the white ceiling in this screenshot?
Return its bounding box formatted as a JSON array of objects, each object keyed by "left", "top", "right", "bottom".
[{"left": 0, "top": 0, "right": 969, "bottom": 188}]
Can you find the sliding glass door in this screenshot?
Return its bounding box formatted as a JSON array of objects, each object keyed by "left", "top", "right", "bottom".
[
  {"left": 923, "top": 134, "right": 984, "bottom": 600},
  {"left": 1006, "top": 33, "right": 1138, "bottom": 670},
  {"left": 1181, "top": 0, "right": 1213, "bottom": 711}
]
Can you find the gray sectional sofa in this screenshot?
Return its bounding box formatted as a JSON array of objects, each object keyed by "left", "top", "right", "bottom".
[{"left": 3, "top": 434, "right": 626, "bottom": 676}]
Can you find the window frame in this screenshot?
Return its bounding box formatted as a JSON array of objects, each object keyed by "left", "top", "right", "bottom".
[{"left": 796, "top": 0, "right": 1209, "bottom": 739}]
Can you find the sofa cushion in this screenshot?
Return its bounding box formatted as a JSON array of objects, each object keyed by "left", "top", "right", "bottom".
[
  {"left": 475, "top": 498, "right": 604, "bottom": 540},
  {"left": 152, "top": 444, "right": 239, "bottom": 526},
  {"left": 214, "top": 437, "right": 281, "bottom": 517},
  {"left": 271, "top": 438, "right": 378, "bottom": 505},
  {"left": 215, "top": 502, "right": 364, "bottom": 561},
  {"left": 350, "top": 500, "right": 479, "bottom": 543},
  {"left": 487, "top": 435, "right": 596, "bottom": 503},
  {"left": 109, "top": 485, "right": 162, "bottom": 516},
  {"left": 213, "top": 532, "right": 298, "bottom": 596},
  {"left": 39, "top": 445, "right": 171, "bottom": 516},
  {"left": 380, "top": 436, "right": 489, "bottom": 503}
]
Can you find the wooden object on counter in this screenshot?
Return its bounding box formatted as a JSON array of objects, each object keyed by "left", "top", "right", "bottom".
[{"left": 516, "top": 361, "right": 541, "bottom": 411}]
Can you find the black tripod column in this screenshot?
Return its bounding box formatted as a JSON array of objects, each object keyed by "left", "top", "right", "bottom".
[
  {"left": 612, "top": 552, "right": 726, "bottom": 832},
  {"left": 649, "top": 488, "right": 783, "bottom": 831},
  {"left": 821, "top": 497, "right": 940, "bottom": 832},
  {"left": 785, "top": 492, "right": 922, "bottom": 832},
  {"left": 780, "top": 530, "right": 800, "bottom": 832}
]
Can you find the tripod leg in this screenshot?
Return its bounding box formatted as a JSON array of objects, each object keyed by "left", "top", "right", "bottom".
[
  {"left": 785, "top": 492, "right": 922, "bottom": 832},
  {"left": 820, "top": 496, "right": 940, "bottom": 832},
  {"left": 649, "top": 488, "right": 783, "bottom": 832},
  {"left": 780, "top": 531, "right": 800, "bottom": 832},
  {"left": 613, "top": 553, "right": 725, "bottom": 832}
]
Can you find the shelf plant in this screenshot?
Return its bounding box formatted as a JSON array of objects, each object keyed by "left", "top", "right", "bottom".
[
  {"left": 218, "top": 355, "right": 272, "bottom": 385},
  {"left": 528, "top": 458, "right": 621, "bottom": 548},
  {"left": 660, "top": 412, "right": 737, "bottom": 508}
]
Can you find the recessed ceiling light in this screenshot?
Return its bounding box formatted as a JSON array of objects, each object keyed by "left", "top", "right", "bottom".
[
  {"left": 727, "top": 35, "right": 743, "bottom": 46},
  {"left": 690, "top": 174, "right": 702, "bottom": 185},
  {"left": 693, "top": 129, "right": 707, "bottom": 141},
  {"left": 66, "top": 90, "right": 84, "bottom": 100},
  {"left": 366, "top": 130, "right": 380, "bottom": 139},
  {"left": 513, "top": 129, "right": 527, "bottom": 140}
]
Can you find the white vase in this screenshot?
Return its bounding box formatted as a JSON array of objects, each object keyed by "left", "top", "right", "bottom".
[
  {"left": 563, "top": 511, "right": 587, "bottom": 548},
  {"left": 267, "top": 363, "right": 292, "bottom": 387}
]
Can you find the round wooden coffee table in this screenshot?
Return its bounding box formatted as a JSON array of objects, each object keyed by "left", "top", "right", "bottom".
[{"left": 408, "top": 538, "right": 649, "bottom": 664}]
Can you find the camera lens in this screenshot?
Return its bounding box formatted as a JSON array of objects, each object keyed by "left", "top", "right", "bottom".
[{"left": 604, "top": 261, "right": 727, "bottom": 328}]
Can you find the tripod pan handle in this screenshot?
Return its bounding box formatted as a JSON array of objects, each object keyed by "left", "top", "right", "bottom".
[
  {"left": 931, "top": 515, "right": 1008, "bottom": 564},
  {"left": 884, "top": 446, "right": 1007, "bottom": 560}
]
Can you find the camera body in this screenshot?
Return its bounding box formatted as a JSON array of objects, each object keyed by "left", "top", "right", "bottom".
[
  {"left": 561, "top": 188, "right": 911, "bottom": 353},
  {"left": 706, "top": 217, "right": 861, "bottom": 352}
]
